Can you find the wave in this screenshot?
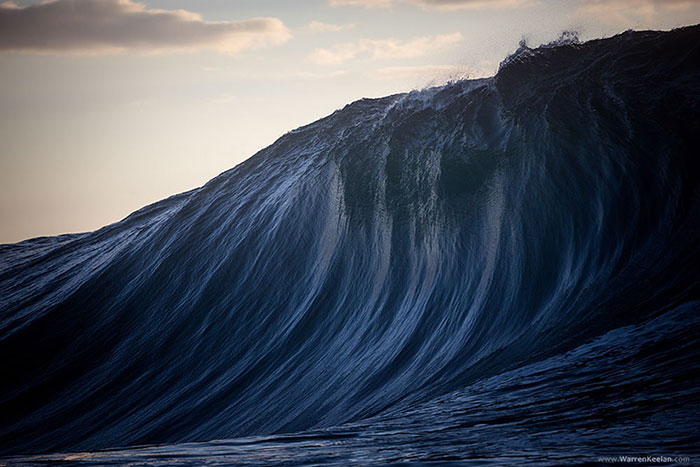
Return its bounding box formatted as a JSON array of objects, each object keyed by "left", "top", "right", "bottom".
[{"left": 1, "top": 25, "right": 700, "bottom": 462}]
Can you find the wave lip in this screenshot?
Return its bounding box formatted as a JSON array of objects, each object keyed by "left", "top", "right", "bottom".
[{"left": 1, "top": 25, "right": 700, "bottom": 462}]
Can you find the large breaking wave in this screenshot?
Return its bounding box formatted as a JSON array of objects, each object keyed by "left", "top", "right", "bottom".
[{"left": 1, "top": 26, "right": 699, "bottom": 463}]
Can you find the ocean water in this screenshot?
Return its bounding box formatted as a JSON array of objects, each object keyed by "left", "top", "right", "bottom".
[{"left": 1, "top": 26, "right": 699, "bottom": 465}]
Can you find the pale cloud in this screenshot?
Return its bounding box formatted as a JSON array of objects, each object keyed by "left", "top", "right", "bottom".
[
  {"left": 578, "top": 0, "right": 700, "bottom": 26},
  {"left": 370, "top": 65, "right": 471, "bottom": 80},
  {"left": 0, "top": 0, "right": 291, "bottom": 55},
  {"left": 409, "top": 0, "right": 535, "bottom": 9},
  {"left": 329, "top": 0, "right": 393, "bottom": 8},
  {"left": 370, "top": 64, "right": 499, "bottom": 85},
  {"left": 330, "top": 0, "right": 534, "bottom": 9},
  {"left": 294, "top": 70, "right": 348, "bottom": 79},
  {"left": 307, "top": 32, "right": 463, "bottom": 65},
  {"left": 303, "top": 21, "right": 356, "bottom": 32},
  {"left": 581, "top": 0, "right": 700, "bottom": 12},
  {"left": 210, "top": 93, "right": 238, "bottom": 105}
]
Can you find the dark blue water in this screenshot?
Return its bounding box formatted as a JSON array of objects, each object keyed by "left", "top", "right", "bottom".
[{"left": 1, "top": 26, "right": 700, "bottom": 465}]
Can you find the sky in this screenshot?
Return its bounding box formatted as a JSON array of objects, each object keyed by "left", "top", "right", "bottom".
[{"left": 1, "top": 0, "right": 699, "bottom": 243}]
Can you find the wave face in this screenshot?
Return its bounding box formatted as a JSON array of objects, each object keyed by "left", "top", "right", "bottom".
[{"left": 1, "top": 26, "right": 700, "bottom": 462}]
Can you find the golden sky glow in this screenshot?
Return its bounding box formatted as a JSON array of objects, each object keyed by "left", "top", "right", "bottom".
[{"left": 1, "top": 0, "right": 699, "bottom": 243}]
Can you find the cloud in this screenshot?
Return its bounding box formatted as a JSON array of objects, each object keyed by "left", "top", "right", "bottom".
[
  {"left": 210, "top": 93, "right": 238, "bottom": 105},
  {"left": 370, "top": 65, "right": 471, "bottom": 80},
  {"left": 0, "top": 0, "right": 291, "bottom": 55},
  {"left": 580, "top": 0, "right": 700, "bottom": 11},
  {"left": 294, "top": 70, "right": 348, "bottom": 79},
  {"left": 369, "top": 63, "right": 500, "bottom": 85},
  {"left": 329, "top": 0, "right": 534, "bottom": 9},
  {"left": 307, "top": 32, "right": 463, "bottom": 65},
  {"left": 303, "top": 21, "right": 356, "bottom": 33},
  {"left": 409, "top": 0, "right": 534, "bottom": 9},
  {"left": 578, "top": 0, "right": 700, "bottom": 26},
  {"left": 329, "top": 0, "right": 393, "bottom": 7}
]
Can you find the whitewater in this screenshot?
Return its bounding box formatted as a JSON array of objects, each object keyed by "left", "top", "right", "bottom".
[{"left": 1, "top": 26, "right": 699, "bottom": 465}]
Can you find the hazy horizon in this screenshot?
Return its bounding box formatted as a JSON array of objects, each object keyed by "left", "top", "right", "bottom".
[{"left": 2, "top": 0, "right": 700, "bottom": 243}]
